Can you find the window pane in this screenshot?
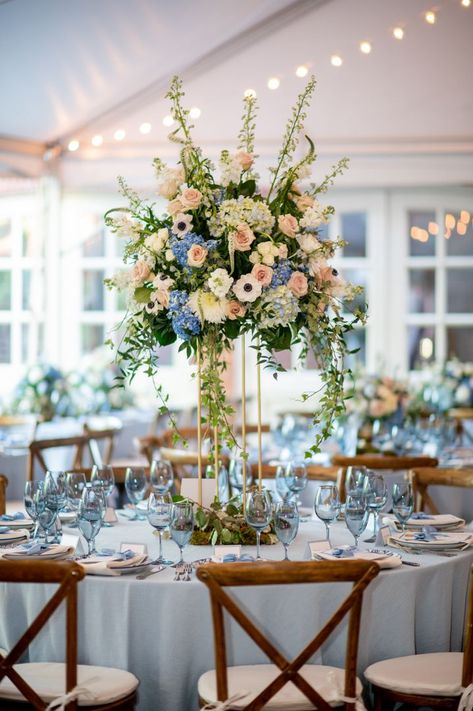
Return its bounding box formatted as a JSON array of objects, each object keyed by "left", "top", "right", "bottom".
[
  {"left": 22, "top": 270, "right": 31, "bottom": 310},
  {"left": 21, "top": 323, "right": 29, "bottom": 363},
  {"left": 447, "top": 268, "right": 473, "bottom": 313},
  {"left": 82, "top": 218, "right": 105, "bottom": 257},
  {"left": 0, "top": 218, "right": 12, "bottom": 257},
  {"left": 22, "top": 215, "right": 41, "bottom": 257},
  {"left": 445, "top": 210, "right": 473, "bottom": 256},
  {"left": 344, "top": 328, "right": 366, "bottom": 370},
  {"left": 81, "top": 324, "right": 104, "bottom": 354},
  {"left": 343, "top": 268, "right": 368, "bottom": 314},
  {"left": 408, "top": 325, "right": 435, "bottom": 370},
  {"left": 409, "top": 269, "right": 435, "bottom": 313},
  {"left": 83, "top": 270, "right": 104, "bottom": 311},
  {"left": 0, "top": 324, "right": 11, "bottom": 362},
  {"left": 408, "top": 210, "right": 436, "bottom": 257},
  {"left": 341, "top": 212, "right": 366, "bottom": 257},
  {"left": 0, "top": 271, "right": 11, "bottom": 310},
  {"left": 447, "top": 327, "right": 473, "bottom": 361}
]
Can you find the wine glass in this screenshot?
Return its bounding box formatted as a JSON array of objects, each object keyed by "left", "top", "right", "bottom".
[
  {"left": 125, "top": 467, "right": 148, "bottom": 519},
  {"left": 392, "top": 482, "right": 414, "bottom": 533},
  {"left": 245, "top": 490, "right": 272, "bottom": 560},
  {"left": 77, "top": 485, "right": 103, "bottom": 558},
  {"left": 345, "top": 494, "right": 369, "bottom": 547},
  {"left": 150, "top": 460, "right": 174, "bottom": 495},
  {"left": 365, "top": 471, "right": 388, "bottom": 536},
  {"left": 91, "top": 465, "right": 115, "bottom": 526},
  {"left": 43, "top": 471, "right": 66, "bottom": 543},
  {"left": 65, "top": 472, "right": 87, "bottom": 526},
  {"left": 285, "top": 461, "right": 307, "bottom": 505},
  {"left": 24, "top": 480, "right": 43, "bottom": 538},
  {"left": 147, "top": 492, "right": 173, "bottom": 565},
  {"left": 275, "top": 465, "right": 290, "bottom": 502},
  {"left": 169, "top": 501, "right": 194, "bottom": 565},
  {"left": 33, "top": 481, "right": 58, "bottom": 545},
  {"left": 345, "top": 466, "right": 368, "bottom": 498},
  {"left": 314, "top": 484, "right": 340, "bottom": 545},
  {"left": 274, "top": 501, "right": 299, "bottom": 560}
]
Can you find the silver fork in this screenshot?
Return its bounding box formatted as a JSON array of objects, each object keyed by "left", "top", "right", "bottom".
[{"left": 136, "top": 565, "right": 166, "bottom": 580}]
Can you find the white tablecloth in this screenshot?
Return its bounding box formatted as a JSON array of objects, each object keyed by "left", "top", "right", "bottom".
[{"left": 0, "top": 515, "right": 472, "bottom": 711}]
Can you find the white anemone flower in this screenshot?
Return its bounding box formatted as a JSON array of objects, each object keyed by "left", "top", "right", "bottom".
[
  {"left": 232, "top": 274, "right": 262, "bottom": 303},
  {"left": 171, "top": 212, "right": 193, "bottom": 237}
]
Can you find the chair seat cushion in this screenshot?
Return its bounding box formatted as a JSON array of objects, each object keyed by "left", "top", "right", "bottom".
[
  {"left": 0, "top": 662, "right": 139, "bottom": 706},
  {"left": 198, "top": 664, "right": 363, "bottom": 709},
  {"left": 364, "top": 652, "right": 463, "bottom": 697}
]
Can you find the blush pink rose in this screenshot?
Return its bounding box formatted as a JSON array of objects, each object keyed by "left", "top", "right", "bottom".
[
  {"left": 167, "top": 198, "right": 184, "bottom": 215},
  {"left": 251, "top": 263, "right": 273, "bottom": 287},
  {"left": 295, "top": 194, "right": 315, "bottom": 211},
  {"left": 130, "top": 260, "right": 151, "bottom": 283},
  {"left": 235, "top": 151, "right": 254, "bottom": 170},
  {"left": 287, "top": 271, "right": 308, "bottom": 297},
  {"left": 232, "top": 223, "right": 255, "bottom": 252},
  {"left": 278, "top": 214, "right": 299, "bottom": 238},
  {"left": 179, "top": 187, "right": 203, "bottom": 210},
  {"left": 155, "top": 289, "right": 170, "bottom": 308},
  {"left": 278, "top": 244, "right": 288, "bottom": 259},
  {"left": 158, "top": 178, "right": 179, "bottom": 200},
  {"left": 226, "top": 300, "right": 246, "bottom": 320},
  {"left": 187, "top": 244, "right": 208, "bottom": 267}
]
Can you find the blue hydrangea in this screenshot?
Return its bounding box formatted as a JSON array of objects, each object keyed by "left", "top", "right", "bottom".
[
  {"left": 167, "top": 290, "right": 200, "bottom": 341},
  {"left": 270, "top": 260, "right": 293, "bottom": 288},
  {"left": 169, "top": 233, "right": 218, "bottom": 268}
]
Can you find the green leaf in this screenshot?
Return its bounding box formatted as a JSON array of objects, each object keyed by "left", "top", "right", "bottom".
[
  {"left": 239, "top": 179, "right": 256, "bottom": 197},
  {"left": 195, "top": 508, "right": 207, "bottom": 529},
  {"left": 210, "top": 529, "right": 218, "bottom": 546},
  {"left": 134, "top": 287, "right": 152, "bottom": 304},
  {"left": 221, "top": 528, "right": 232, "bottom": 543},
  {"left": 224, "top": 320, "right": 240, "bottom": 340}
]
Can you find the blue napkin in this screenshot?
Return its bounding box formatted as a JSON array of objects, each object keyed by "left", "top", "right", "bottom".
[
  {"left": 222, "top": 553, "right": 255, "bottom": 563},
  {"left": 0, "top": 512, "right": 25, "bottom": 521},
  {"left": 414, "top": 526, "right": 440, "bottom": 541},
  {"left": 17, "top": 542, "right": 50, "bottom": 555},
  {"left": 327, "top": 546, "right": 357, "bottom": 558},
  {"left": 0, "top": 527, "right": 13, "bottom": 534},
  {"left": 97, "top": 548, "right": 136, "bottom": 560},
  {"left": 411, "top": 512, "right": 432, "bottom": 520}
]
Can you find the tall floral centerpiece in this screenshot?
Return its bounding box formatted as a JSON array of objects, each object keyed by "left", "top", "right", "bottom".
[{"left": 105, "top": 76, "right": 365, "bottom": 503}]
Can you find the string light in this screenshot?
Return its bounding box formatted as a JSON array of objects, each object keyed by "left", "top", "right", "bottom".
[
  {"left": 67, "top": 139, "right": 79, "bottom": 152},
  {"left": 189, "top": 107, "right": 201, "bottom": 119},
  {"left": 267, "top": 77, "right": 280, "bottom": 90},
  {"left": 162, "top": 115, "right": 174, "bottom": 127},
  {"left": 296, "top": 65, "right": 308, "bottom": 77},
  {"left": 393, "top": 26, "right": 404, "bottom": 40},
  {"left": 461, "top": 0, "right": 471, "bottom": 7},
  {"left": 460, "top": 210, "right": 471, "bottom": 224},
  {"left": 331, "top": 55, "right": 343, "bottom": 67},
  {"left": 139, "top": 122, "right": 152, "bottom": 134},
  {"left": 113, "top": 129, "right": 126, "bottom": 141},
  {"left": 244, "top": 89, "right": 257, "bottom": 98},
  {"left": 360, "top": 41, "right": 372, "bottom": 54},
  {"left": 91, "top": 135, "right": 103, "bottom": 147},
  {"left": 428, "top": 222, "right": 439, "bottom": 235},
  {"left": 445, "top": 213, "right": 456, "bottom": 229},
  {"left": 457, "top": 221, "right": 467, "bottom": 235},
  {"left": 425, "top": 10, "right": 436, "bottom": 24}
]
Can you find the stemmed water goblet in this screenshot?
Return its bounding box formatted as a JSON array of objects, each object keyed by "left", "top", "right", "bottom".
[
  {"left": 65, "top": 471, "right": 87, "bottom": 527},
  {"left": 274, "top": 500, "right": 299, "bottom": 560},
  {"left": 245, "top": 490, "right": 272, "bottom": 560},
  {"left": 91, "top": 465, "right": 115, "bottom": 526},
  {"left": 344, "top": 494, "right": 370, "bottom": 547},
  {"left": 147, "top": 492, "right": 173, "bottom": 565},
  {"left": 43, "top": 471, "right": 66, "bottom": 542},
  {"left": 285, "top": 461, "right": 307, "bottom": 506},
  {"left": 345, "top": 466, "right": 368, "bottom": 498},
  {"left": 275, "top": 465, "right": 290, "bottom": 502},
  {"left": 77, "top": 485, "right": 103, "bottom": 558},
  {"left": 314, "top": 484, "right": 340, "bottom": 545},
  {"left": 365, "top": 471, "right": 388, "bottom": 536},
  {"left": 125, "top": 467, "right": 148, "bottom": 519},
  {"left": 228, "top": 459, "right": 253, "bottom": 498},
  {"left": 392, "top": 482, "right": 414, "bottom": 534},
  {"left": 150, "top": 460, "right": 174, "bottom": 495},
  {"left": 24, "top": 480, "right": 43, "bottom": 539},
  {"left": 169, "top": 501, "right": 194, "bottom": 565}
]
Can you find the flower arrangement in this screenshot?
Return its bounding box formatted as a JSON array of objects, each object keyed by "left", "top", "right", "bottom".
[
  {"left": 105, "top": 76, "right": 365, "bottom": 456},
  {"left": 8, "top": 363, "right": 71, "bottom": 421},
  {"left": 345, "top": 368, "right": 409, "bottom": 421},
  {"left": 187, "top": 495, "right": 277, "bottom": 546},
  {"left": 409, "top": 359, "right": 473, "bottom": 413}
]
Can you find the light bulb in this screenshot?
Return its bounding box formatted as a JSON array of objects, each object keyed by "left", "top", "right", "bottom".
[
  {"left": 457, "top": 221, "right": 467, "bottom": 235},
  {"left": 360, "top": 41, "right": 372, "bottom": 54},
  {"left": 445, "top": 213, "right": 456, "bottom": 230},
  {"left": 189, "top": 107, "right": 201, "bottom": 119},
  {"left": 91, "top": 135, "right": 103, "bottom": 147},
  {"left": 67, "top": 139, "right": 79, "bottom": 152},
  {"left": 267, "top": 77, "right": 280, "bottom": 90},
  {"left": 331, "top": 55, "right": 343, "bottom": 67},
  {"left": 162, "top": 115, "right": 174, "bottom": 127},
  {"left": 425, "top": 10, "right": 436, "bottom": 24},
  {"left": 296, "top": 65, "right": 308, "bottom": 78},
  {"left": 428, "top": 222, "right": 439, "bottom": 235},
  {"left": 460, "top": 210, "right": 471, "bottom": 224},
  {"left": 244, "top": 89, "right": 257, "bottom": 98},
  {"left": 393, "top": 26, "right": 404, "bottom": 40},
  {"left": 461, "top": 0, "right": 471, "bottom": 7},
  {"left": 114, "top": 129, "right": 126, "bottom": 141},
  {"left": 139, "top": 122, "right": 151, "bottom": 134}
]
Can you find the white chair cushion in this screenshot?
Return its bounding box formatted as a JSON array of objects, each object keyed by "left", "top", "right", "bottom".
[
  {"left": 198, "top": 664, "right": 363, "bottom": 710},
  {"left": 364, "top": 652, "right": 463, "bottom": 697},
  {"left": 0, "top": 662, "right": 139, "bottom": 706}
]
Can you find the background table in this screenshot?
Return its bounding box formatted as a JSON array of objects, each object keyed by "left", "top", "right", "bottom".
[{"left": 1, "top": 515, "right": 472, "bottom": 711}]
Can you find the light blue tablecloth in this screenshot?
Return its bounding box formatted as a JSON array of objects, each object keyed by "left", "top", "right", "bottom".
[{"left": 0, "top": 516, "right": 472, "bottom": 711}]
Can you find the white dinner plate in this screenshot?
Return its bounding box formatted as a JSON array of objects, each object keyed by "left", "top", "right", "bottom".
[
  {"left": 0, "top": 518, "right": 34, "bottom": 529},
  {"left": 0, "top": 528, "right": 30, "bottom": 543}
]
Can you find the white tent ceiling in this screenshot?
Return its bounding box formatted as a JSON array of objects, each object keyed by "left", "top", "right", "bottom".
[{"left": 0, "top": 0, "right": 472, "bottom": 187}]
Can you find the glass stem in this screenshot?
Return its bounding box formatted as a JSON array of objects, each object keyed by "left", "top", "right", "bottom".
[
  {"left": 87, "top": 539, "right": 93, "bottom": 557},
  {"left": 325, "top": 523, "right": 330, "bottom": 544},
  {"left": 256, "top": 530, "right": 261, "bottom": 560},
  {"left": 158, "top": 531, "right": 163, "bottom": 561},
  {"left": 284, "top": 544, "right": 289, "bottom": 561},
  {"left": 178, "top": 546, "right": 184, "bottom": 565}
]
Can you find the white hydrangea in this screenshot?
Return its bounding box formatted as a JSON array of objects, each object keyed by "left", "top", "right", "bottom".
[
  {"left": 209, "top": 196, "right": 275, "bottom": 237},
  {"left": 111, "top": 269, "right": 131, "bottom": 291},
  {"left": 219, "top": 152, "right": 242, "bottom": 187},
  {"left": 207, "top": 268, "right": 233, "bottom": 298},
  {"left": 144, "top": 228, "right": 169, "bottom": 253},
  {"left": 300, "top": 201, "right": 329, "bottom": 230}
]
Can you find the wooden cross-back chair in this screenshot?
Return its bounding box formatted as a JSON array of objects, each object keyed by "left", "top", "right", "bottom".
[
  {"left": 0, "top": 474, "right": 7, "bottom": 515},
  {"left": 409, "top": 467, "right": 473, "bottom": 514},
  {"left": 449, "top": 407, "right": 473, "bottom": 445},
  {"left": 27, "top": 436, "right": 87, "bottom": 482},
  {"left": 365, "top": 563, "right": 473, "bottom": 710},
  {"left": 158, "top": 448, "right": 230, "bottom": 491},
  {"left": 0, "top": 415, "right": 39, "bottom": 440},
  {"left": 83, "top": 423, "right": 122, "bottom": 469},
  {"left": 0, "top": 561, "right": 138, "bottom": 710},
  {"left": 197, "top": 560, "right": 379, "bottom": 711},
  {"left": 332, "top": 454, "right": 439, "bottom": 501}
]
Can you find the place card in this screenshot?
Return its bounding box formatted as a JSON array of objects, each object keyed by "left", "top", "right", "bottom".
[
  {"left": 306, "top": 540, "right": 331, "bottom": 560},
  {"left": 61, "top": 532, "right": 81, "bottom": 554},
  {"left": 375, "top": 525, "right": 392, "bottom": 547},
  {"left": 104, "top": 507, "right": 118, "bottom": 524},
  {"left": 214, "top": 544, "right": 241, "bottom": 562},
  {"left": 120, "top": 542, "right": 147, "bottom": 556},
  {"left": 180, "top": 478, "right": 216, "bottom": 509}
]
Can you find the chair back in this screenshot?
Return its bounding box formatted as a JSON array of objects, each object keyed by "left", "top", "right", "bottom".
[
  {"left": 409, "top": 467, "right": 473, "bottom": 514},
  {"left": 332, "top": 455, "right": 439, "bottom": 501},
  {"left": 249, "top": 463, "right": 340, "bottom": 481},
  {"left": 197, "top": 560, "right": 379, "bottom": 711},
  {"left": 158, "top": 448, "right": 229, "bottom": 490},
  {"left": 463, "top": 565, "right": 473, "bottom": 688},
  {"left": 0, "top": 560, "right": 85, "bottom": 710},
  {"left": 27, "top": 436, "right": 87, "bottom": 482},
  {"left": 0, "top": 474, "right": 7, "bottom": 515},
  {"left": 83, "top": 419, "right": 122, "bottom": 467},
  {"left": 0, "top": 415, "right": 39, "bottom": 439}
]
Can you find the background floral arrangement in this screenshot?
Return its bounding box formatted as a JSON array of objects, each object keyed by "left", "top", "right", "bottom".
[
  {"left": 409, "top": 359, "right": 473, "bottom": 413},
  {"left": 106, "top": 76, "right": 365, "bottom": 455},
  {"left": 344, "top": 367, "right": 409, "bottom": 422}
]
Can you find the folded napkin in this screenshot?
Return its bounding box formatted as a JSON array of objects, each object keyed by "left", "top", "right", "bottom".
[
  {"left": 221, "top": 554, "right": 255, "bottom": 563},
  {"left": 0, "top": 512, "right": 25, "bottom": 521},
  {"left": 0, "top": 527, "right": 13, "bottom": 534},
  {"left": 2, "top": 543, "right": 74, "bottom": 560},
  {"left": 326, "top": 546, "right": 357, "bottom": 558},
  {"left": 106, "top": 552, "right": 148, "bottom": 569},
  {"left": 411, "top": 512, "right": 432, "bottom": 520},
  {"left": 309, "top": 542, "right": 402, "bottom": 569},
  {"left": 414, "top": 527, "right": 441, "bottom": 542}
]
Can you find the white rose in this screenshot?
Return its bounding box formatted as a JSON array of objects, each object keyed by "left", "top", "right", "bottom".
[{"left": 297, "top": 234, "right": 321, "bottom": 254}]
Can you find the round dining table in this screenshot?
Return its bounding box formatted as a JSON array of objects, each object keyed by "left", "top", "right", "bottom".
[{"left": 0, "top": 514, "right": 472, "bottom": 711}]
